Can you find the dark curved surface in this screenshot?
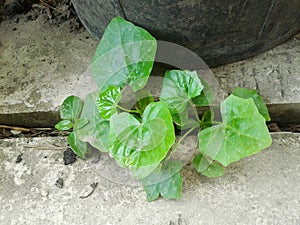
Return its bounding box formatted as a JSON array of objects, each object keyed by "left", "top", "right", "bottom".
[{"left": 72, "top": 0, "right": 300, "bottom": 67}]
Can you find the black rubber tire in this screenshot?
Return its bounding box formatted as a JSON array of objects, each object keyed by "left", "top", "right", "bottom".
[{"left": 72, "top": 0, "right": 300, "bottom": 67}]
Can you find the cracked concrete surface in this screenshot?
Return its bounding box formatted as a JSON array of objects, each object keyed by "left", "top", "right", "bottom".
[{"left": 0, "top": 133, "right": 300, "bottom": 225}]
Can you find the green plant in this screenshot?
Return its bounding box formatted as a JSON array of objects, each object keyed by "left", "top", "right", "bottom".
[{"left": 55, "top": 17, "right": 272, "bottom": 202}]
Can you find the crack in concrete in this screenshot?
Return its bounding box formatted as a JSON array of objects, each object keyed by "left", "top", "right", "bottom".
[{"left": 276, "top": 68, "right": 285, "bottom": 98}]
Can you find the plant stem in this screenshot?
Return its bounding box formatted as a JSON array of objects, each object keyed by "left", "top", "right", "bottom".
[
  {"left": 117, "top": 105, "right": 140, "bottom": 114},
  {"left": 166, "top": 126, "right": 197, "bottom": 160},
  {"left": 201, "top": 121, "right": 222, "bottom": 125},
  {"left": 189, "top": 100, "right": 200, "bottom": 122}
]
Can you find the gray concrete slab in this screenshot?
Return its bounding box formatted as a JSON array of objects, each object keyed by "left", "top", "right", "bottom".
[
  {"left": 0, "top": 133, "right": 300, "bottom": 225},
  {"left": 0, "top": 14, "right": 299, "bottom": 127},
  {"left": 0, "top": 17, "right": 97, "bottom": 127}
]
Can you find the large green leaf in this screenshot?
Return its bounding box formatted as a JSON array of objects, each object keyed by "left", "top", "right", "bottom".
[
  {"left": 91, "top": 16, "right": 157, "bottom": 92},
  {"left": 160, "top": 70, "right": 204, "bottom": 114},
  {"left": 75, "top": 92, "right": 110, "bottom": 152},
  {"left": 232, "top": 87, "right": 271, "bottom": 121},
  {"left": 110, "top": 102, "right": 175, "bottom": 178},
  {"left": 96, "top": 86, "right": 121, "bottom": 120},
  {"left": 68, "top": 132, "right": 88, "bottom": 159},
  {"left": 60, "top": 96, "right": 83, "bottom": 121},
  {"left": 141, "top": 160, "right": 182, "bottom": 202},
  {"left": 193, "top": 154, "right": 224, "bottom": 178},
  {"left": 198, "top": 95, "right": 272, "bottom": 166}
]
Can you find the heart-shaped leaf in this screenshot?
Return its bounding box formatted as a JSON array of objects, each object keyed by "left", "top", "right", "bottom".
[
  {"left": 96, "top": 86, "right": 121, "bottom": 120},
  {"left": 160, "top": 70, "right": 203, "bottom": 114},
  {"left": 75, "top": 92, "right": 110, "bottom": 152},
  {"left": 198, "top": 95, "right": 272, "bottom": 166},
  {"left": 141, "top": 160, "right": 182, "bottom": 202},
  {"left": 91, "top": 17, "right": 157, "bottom": 92},
  {"left": 111, "top": 114, "right": 166, "bottom": 152},
  {"left": 232, "top": 87, "right": 271, "bottom": 121},
  {"left": 60, "top": 96, "right": 83, "bottom": 121},
  {"left": 193, "top": 154, "right": 224, "bottom": 178},
  {"left": 68, "top": 131, "right": 88, "bottom": 159},
  {"left": 110, "top": 102, "right": 175, "bottom": 178}
]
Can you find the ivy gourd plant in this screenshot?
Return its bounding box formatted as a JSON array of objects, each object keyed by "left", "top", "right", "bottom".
[{"left": 55, "top": 17, "right": 272, "bottom": 202}]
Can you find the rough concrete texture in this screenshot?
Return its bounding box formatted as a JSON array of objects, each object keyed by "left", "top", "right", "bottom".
[
  {"left": 0, "top": 133, "right": 300, "bottom": 225},
  {"left": 0, "top": 16, "right": 97, "bottom": 127},
  {"left": 212, "top": 33, "right": 300, "bottom": 123},
  {"left": 0, "top": 13, "right": 299, "bottom": 126}
]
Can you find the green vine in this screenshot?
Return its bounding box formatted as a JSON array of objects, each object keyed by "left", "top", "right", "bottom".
[{"left": 55, "top": 17, "right": 272, "bottom": 202}]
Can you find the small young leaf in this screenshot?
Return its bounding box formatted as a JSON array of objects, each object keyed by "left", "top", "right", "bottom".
[
  {"left": 96, "top": 86, "right": 122, "bottom": 120},
  {"left": 110, "top": 102, "right": 175, "bottom": 178},
  {"left": 232, "top": 87, "right": 271, "bottom": 121},
  {"left": 200, "top": 110, "right": 214, "bottom": 129},
  {"left": 172, "top": 107, "right": 199, "bottom": 130},
  {"left": 55, "top": 120, "right": 73, "bottom": 131},
  {"left": 192, "top": 77, "right": 215, "bottom": 107},
  {"left": 141, "top": 160, "right": 182, "bottom": 202},
  {"left": 91, "top": 16, "right": 157, "bottom": 92},
  {"left": 60, "top": 96, "right": 83, "bottom": 120},
  {"left": 75, "top": 92, "right": 110, "bottom": 152},
  {"left": 202, "top": 110, "right": 214, "bottom": 123},
  {"left": 160, "top": 70, "right": 204, "bottom": 114},
  {"left": 198, "top": 95, "right": 272, "bottom": 166},
  {"left": 68, "top": 132, "right": 88, "bottom": 159},
  {"left": 193, "top": 154, "right": 224, "bottom": 178}
]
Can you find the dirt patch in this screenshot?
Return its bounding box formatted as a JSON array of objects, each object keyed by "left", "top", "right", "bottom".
[{"left": 1, "top": 0, "right": 82, "bottom": 31}]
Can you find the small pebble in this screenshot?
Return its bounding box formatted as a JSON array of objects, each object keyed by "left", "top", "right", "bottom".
[
  {"left": 63, "top": 148, "right": 77, "bottom": 165},
  {"left": 10, "top": 130, "right": 22, "bottom": 135},
  {"left": 55, "top": 178, "right": 64, "bottom": 189},
  {"left": 16, "top": 154, "right": 22, "bottom": 163}
]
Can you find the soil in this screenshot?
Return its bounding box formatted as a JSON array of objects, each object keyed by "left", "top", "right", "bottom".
[
  {"left": 1, "top": 0, "right": 82, "bottom": 31},
  {"left": 1, "top": 0, "right": 83, "bottom": 35}
]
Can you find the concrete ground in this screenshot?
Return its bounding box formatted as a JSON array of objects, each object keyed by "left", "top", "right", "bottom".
[
  {"left": 0, "top": 133, "right": 299, "bottom": 225},
  {"left": 0, "top": 15, "right": 97, "bottom": 127}
]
